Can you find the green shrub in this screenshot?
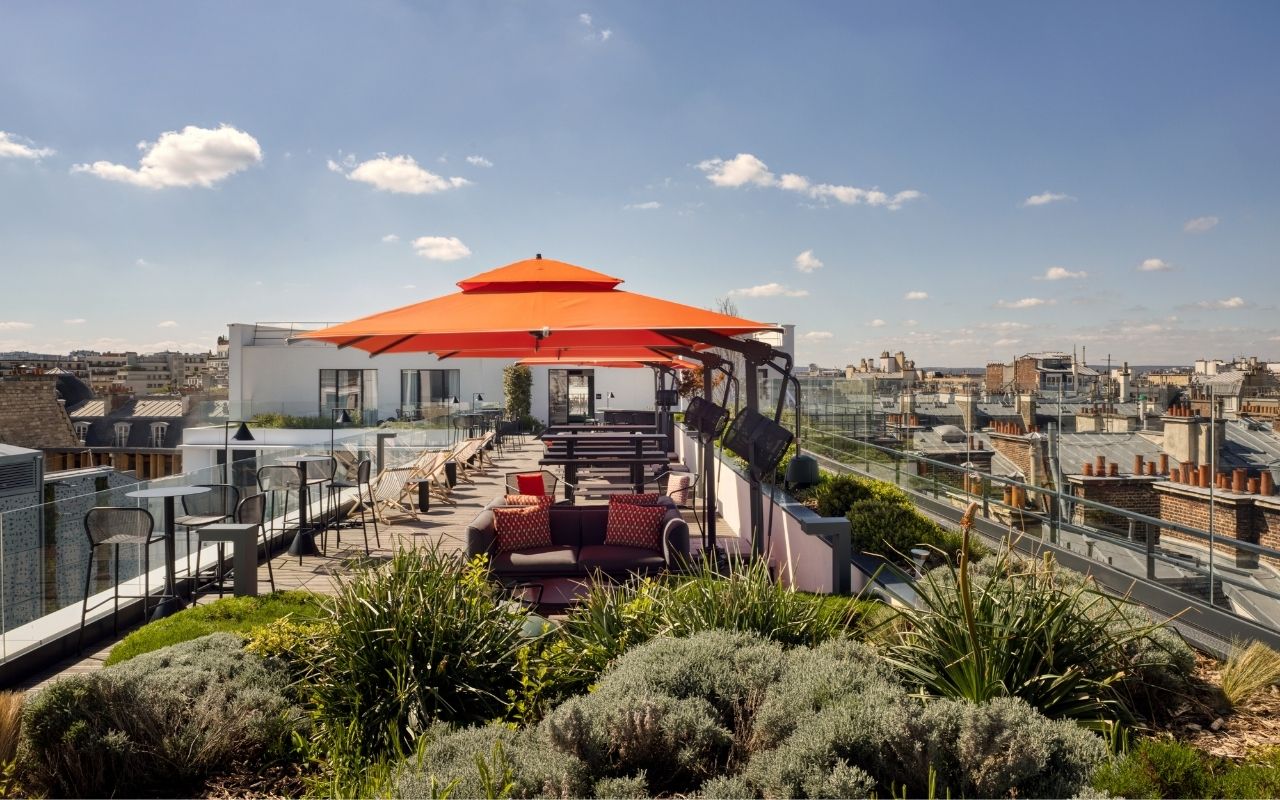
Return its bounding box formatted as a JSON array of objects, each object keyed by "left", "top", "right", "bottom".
[
  {"left": 306, "top": 550, "right": 529, "bottom": 771},
  {"left": 593, "top": 772, "right": 651, "bottom": 798},
  {"left": 1215, "top": 748, "right": 1280, "bottom": 799},
  {"left": 17, "top": 633, "right": 302, "bottom": 798},
  {"left": 814, "top": 472, "right": 873, "bottom": 517},
  {"left": 694, "top": 774, "right": 756, "bottom": 798},
  {"left": 104, "top": 590, "right": 326, "bottom": 665},
  {"left": 904, "top": 696, "right": 1106, "bottom": 799},
  {"left": 1092, "top": 738, "right": 1212, "bottom": 799},
  {"left": 846, "top": 497, "right": 973, "bottom": 566},
  {"left": 392, "top": 722, "right": 590, "bottom": 799}
]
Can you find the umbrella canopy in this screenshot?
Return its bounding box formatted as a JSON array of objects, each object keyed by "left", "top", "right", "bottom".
[
  {"left": 296, "top": 255, "right": 778, "bottom": 356},
  {"left": 516, "top": 356, "right": 691, "bottom": 369}
]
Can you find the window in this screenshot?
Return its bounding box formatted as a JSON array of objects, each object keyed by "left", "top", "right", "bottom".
[
  {"left": 319, "top": 369, "right": 378, "bottom": 419},
  {"left": 400, "top": 369, "right": 460, "bottom": 418},
  {"left": 73, "top": 422, "right": 90, "bottom": 445},
  {"left": 149, "top": 422, "right": 169, "bottom": 448},
  {"left": 113, "top": 422, "right": 131, "bottom": 447}
]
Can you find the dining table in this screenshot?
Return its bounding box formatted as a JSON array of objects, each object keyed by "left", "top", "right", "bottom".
[
  {"left": 286, "top": 455, "right": 331, "bottom": 558},
  {"left": 126, "top": 484, "right": 211, "bottom": 620}
]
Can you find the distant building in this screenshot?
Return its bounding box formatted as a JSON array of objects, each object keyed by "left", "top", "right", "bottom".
[{"left": 985, "top": 352, "right": 1100, "bottom": 396}]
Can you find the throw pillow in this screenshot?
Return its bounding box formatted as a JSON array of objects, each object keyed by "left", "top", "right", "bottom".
[
  {"left": 492, "top": 505, "right": 552, "bottom": 554},
  {"left": 666, "top": 473, "right": 692, "bottom": 506},
  {"left": 515, "top": 472, "right": 547, "bottom": 496},
  {"left": 608, "top": 492, "right": 660, "bottom": 508},
  {"left": 503, "top": 494, "right": 553, "bottom": 508},
  {"left": 605, "top": 502, "right": 666, "bottom": 551}
]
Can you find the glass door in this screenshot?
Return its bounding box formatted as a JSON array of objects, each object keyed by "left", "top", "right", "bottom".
[
  {"left": 567, "top": 370, "right": 595, "bottom": 422},
  {"left": 549, "top": 370, "right": 570, "bottom": 425}
]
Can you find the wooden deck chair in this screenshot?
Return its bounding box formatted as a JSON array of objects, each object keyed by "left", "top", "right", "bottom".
[{"left": 369, "top": 466, "right": 419, "bottom": 524}]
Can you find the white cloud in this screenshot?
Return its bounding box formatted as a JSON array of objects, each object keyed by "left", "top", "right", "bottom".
[
  {"left": 0, "top": 131, "right": 54, "bottom": 160},
  {"left": 992, "top": 338, "right": 1021, "bottom": 346},
  {"left": 465, "top": 155, "right": 493, "bottom": 168},
  {"left": 157, "top": 320, "right": 178, "bottom": 328},
  {"left": 995, "top": 297, "right": 1052, "bottom": 309},
  {"left": 698, "top": 152, "right": 921, "bottom": 210},
  {"left": 867, "top": 319, "right": 887, "bottom": 328},
  {"left": 1022, "top": 191, "right": 1074, "bottom": 207},
  {"left": 904, "top": 290, "right": 928, "bottom": 300},
  {"left": 728, "top": 282, "right": 809, "bottom": 298},
  {"left": 579, "top": 12, "right": 612, "bottom": 41},
  {"left": 412, "top": 236, "right": 472, "bottom": 261},
  {"left": 794, "top": 250, "right": 823, "bottom": 273},
  {"left": 979, "top": 321, "right": 1031, "bottom": 331},
  {"left": 402, "top": 284, "right": 417, "bottom": 290},
  {"left": 904, "top": 319, "right": 918, "bottom": 327},
  {"left": 697, "top": 154, "right": 776, "bottom": 188},
  {"left": 135, "top": 258, "right": 153, "bottom": 268},
  {"left": 802, "top": 331, "right": 834, "bottom": 340},
  {"left": 0, "top": 321, "right": 33, "bottom": 331},
  {"left": 1196, "top": 297, "right": 1248, "bottom": 310},
  {"left": 336, "top": 154, "right": 470, "bottom": 195},
  {"left": 72, "top": 124, "right": 262, "bottom": 188},
  {"left": 381, "top": 234, "right": 400, "bottom": 243},
  {"left": 624, "top": 201, "right": 661, "bottom": 210},
  {"left": 1037, "top": 266, "right": 1088, "bottom": 281},
  {"left": 1139, "top": 258, "right": 1171, "bottom": 272},
  {"left": 1184, "top": 215, "right": 1219, "bottom": 234},
  {"left": 63, "top": 318, "right": 86, "bottom": 325}
]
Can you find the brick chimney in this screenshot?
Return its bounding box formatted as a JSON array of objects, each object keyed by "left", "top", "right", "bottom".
[
  {"left": 1017, "top": 392, "right": 1037, "bottom": 432},
  {"left": 1161, "top": 412, "right": 1199, "bottom": 467},
  {"left": 956, "top": 390, "right": 977, "bottom": 432}
]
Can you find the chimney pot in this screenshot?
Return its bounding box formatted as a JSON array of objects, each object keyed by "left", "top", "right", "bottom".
[
  {"left": 1083, "top": 463, "right": 1094, "bottom": 477},
  {"left": 1199, "top": 464, "right": 1211, "bottom": 488},
  {"left": 1262, "top": 471, "right": 1275, "bottom": 496},
  {"left": 1233, "top": 468, "right": 1247, "bottom": 493},
  {"left": 1248, "top": 477, "right": 1261, "bottom": 494},
  {"left": 1133, "top": 455, "right": 1144, "bottom": 476},
  {"left": 1147, "top": 462, "right": 1157, "bottom": 476},
  {"left": 1096, "top": 455, "right": 1106, "bottom": 473},
  {"left": 1108, "top": 463, "right": 1119, "bottom": 477},
  {"left": 1159, "top": 453, "right": 1169, "bottom": 475}
]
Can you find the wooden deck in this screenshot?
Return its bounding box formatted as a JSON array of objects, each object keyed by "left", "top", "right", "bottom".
[{"left": 18, "top": 440, "right": 739, "bottom": 691}]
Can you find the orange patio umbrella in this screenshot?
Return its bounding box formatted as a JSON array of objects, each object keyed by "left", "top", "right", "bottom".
[{"left": 295, "top": 255, "right": 778, "bottom": 356}]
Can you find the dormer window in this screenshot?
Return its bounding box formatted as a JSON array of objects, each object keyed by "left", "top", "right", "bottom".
[
  {"left": 149, "top": 422, "right": 169, "bottom": 448},
  {"left": 73, "top": 422, "right": 90, "bottom": 445},
  {"left": 113, "top": 422, "right": 131, "bottom": 448}
]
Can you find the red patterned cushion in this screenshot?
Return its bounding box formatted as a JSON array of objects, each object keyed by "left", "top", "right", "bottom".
[
  {"left": 608, "top": 493, "right": 660, "bottom": 508},
  {"left": 515, "top": 472, "right": 547, "bottom": 496},
  {"left": 503, "top": 494, "right": 553, "bottom": 508},
  {"left": 605, "top": 502, "right": 666, "bottom": 550},
  {"left": 493, "top": 505, "right": 552, "bottom": 553},
  {"left": 666, "top": 474, "right": 692, "bottom": 506}
]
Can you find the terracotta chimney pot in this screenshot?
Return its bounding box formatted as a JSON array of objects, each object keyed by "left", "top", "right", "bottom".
[
  {"left": 1233, "top": 468, "right": 1247, "bottom": 493},
  {"left": 1108, "top": 463, "right": 1119, "bottom": 477},
  {"left": 1199, "top": 464, "right": 1211, "bottom": 488},
  {"left": 1262, "top": 471, "right": 1274, "bottom": 496},
  {"left": 1096, "top": 455, "right": 1106, "bottom": 474},
  {"left": 1133, "top": 455, "right": 1144, "bottom": 476},
  {"left": 1248, "top": 477, "right": 1261, "bottom": 494},
  {"left": 1083, "top": 463, "right": 1094, "bottom": 477},
  {"left": 1159, "top": 453, "right": 1169, "bottom": 475}
]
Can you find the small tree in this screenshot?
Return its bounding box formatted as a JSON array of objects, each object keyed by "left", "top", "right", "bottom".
[{"left": 503, "top": 364, "right": 533, "bottom": 420}]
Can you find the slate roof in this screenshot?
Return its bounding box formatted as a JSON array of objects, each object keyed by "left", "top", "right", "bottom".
[{"left": 65, "top": 392, "right": 205, "bottom": 449}]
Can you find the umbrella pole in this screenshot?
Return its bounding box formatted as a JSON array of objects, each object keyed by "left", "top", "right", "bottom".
[
  {"left": 745, "top": 359, "right": 765, "bottom": 558},
  {"left": 702, "top": 364, "right": 717, "bottom": 557}
]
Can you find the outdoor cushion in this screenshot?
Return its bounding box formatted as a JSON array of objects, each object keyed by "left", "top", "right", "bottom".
[
  {"left": 503, "top": 494, "right": 553, "bottom": 508},
  {"left": 579, "top": 544, "right": 665, "bottom": 573},
  {"left": 608, "top": 492, "right": 661, "bottom": 507},
  {"left": 605, "top": 502, "right": 666, "bottom": 550},
  {"left": 516, "top": 472, "right": 547, "bottom": 496},
  {"left": 666, "top": 473, "right": 692, "bottom": 506},
  {"left": 492, "top": 545, "right": 580, "bottom": 575},
  {"left": 493, "top": 505, "right": 552, "bottom": 554}
]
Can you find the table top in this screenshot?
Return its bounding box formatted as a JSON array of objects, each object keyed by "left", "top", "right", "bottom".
[
  {"left": 543, "top": 431, "right": 666, "bottom": 440},
  {"left": 539, "top": 454, "right": 671, "bottom": 465},
  {"left": 290, "top": 455, "right": 334, "bottom": 463},
  {"left": 127, "top": 485, "right": 211, "bottom": 499}
]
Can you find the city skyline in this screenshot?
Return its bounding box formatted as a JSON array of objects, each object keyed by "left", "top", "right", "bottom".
[{"left": 2, "top": 2, "right": 1278, "bottom": 366}]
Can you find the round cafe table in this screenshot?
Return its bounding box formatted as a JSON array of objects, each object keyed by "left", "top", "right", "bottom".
[
  {"left": 126, "top": 485, "right": 211, "bottom": 620},
  {"left": 287, "top": 456, "right": 332, "bottom": 558}
]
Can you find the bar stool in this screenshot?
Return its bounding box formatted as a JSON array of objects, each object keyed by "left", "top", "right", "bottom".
[
  {"left": 302, "top": 456, "right": 337, "bottom": 552},
  {"left": 174, "top": 484, "right": 239, "bottom": 579},
  {"left": 328, "top": 457, "right": 379, "bottom": 555},
  {"left": 80, "top": 507, "right": 161, "bottom": 650},
  {"left": 194, "top": 493, "right": 270, "bottom": 602},
  {"left": 256, "top": 465, "right": 300, "bottom": 546}
]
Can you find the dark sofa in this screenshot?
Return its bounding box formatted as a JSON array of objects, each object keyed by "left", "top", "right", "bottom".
[{"left": 466, "top": 500, "right": 690, "bottom": 579}]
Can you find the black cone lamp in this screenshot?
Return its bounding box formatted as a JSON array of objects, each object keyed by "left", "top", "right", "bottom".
[{"left": 223, "top": 420, "right": 255, "bottom": 483}]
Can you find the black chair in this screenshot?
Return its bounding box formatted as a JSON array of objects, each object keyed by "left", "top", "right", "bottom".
[
  {"left": 80, "top": 507, "right": 161, "bottom": 650},
  {"left": 302, "top": 456, "right": 338, "bottom": 552},
  {"left": 174, "top": 484, "right": 239, "bottom": 579},
  {"left": 257, "top": 465, "right": 300, "bottom": 546},
  {"left": 328, "top": 457, "right": 380, "bottom": 555}
]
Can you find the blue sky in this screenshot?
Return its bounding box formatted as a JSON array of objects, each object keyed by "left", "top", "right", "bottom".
[{"left": 1, "top": 1, "right": 1277, "bottom": 367}]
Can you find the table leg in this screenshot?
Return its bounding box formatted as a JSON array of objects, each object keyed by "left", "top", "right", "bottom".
[
  {"left": 565, "top": 463, "right": 577, "bottom": 502},
  {"left": 288, "top": 478, "right": 321, "bottom": 558},
  {"left": 150, "top": 495, "right": 186, "bottom": 620}
]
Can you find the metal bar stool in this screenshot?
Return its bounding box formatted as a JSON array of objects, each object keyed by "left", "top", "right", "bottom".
[
  {"left": 328, "top": 457, "right": 379, "bottom": 555},
  {"left": 302, "top": 456, "right": 338, "bottom": 553},
  {"left": 80, "top": 507, "right": 162, "bottom": 650},
  {"left": 256, "top": 465, "right": 300, "bottom": 549}
]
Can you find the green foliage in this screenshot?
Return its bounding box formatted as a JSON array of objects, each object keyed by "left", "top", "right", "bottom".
[
  {"left": 1221, "top": 641, "right": 1280, "bottom": 709},
  {"left": 503, "top": 364, "right": 533, "bottom": 420},
  {"left": 105, "top": 590, "right": 326, "bottom": 666},
  {"left": 394, "top": 722, "right": 590, "bottom": 800},
  {"left": 887, "top": 542, "right": 1186, "bottom": 738},
  {"left": 305, "top": 549, "right": 529, "bottom": 773},
  {"left": 1215, "top": 748, "right": 1280, "bottom": 799},
  {"left": 694, "top": 774, "right": 755, "bottom": 798},
  {"left": 594, "top": 772, "right": 651, "bottom": 798},
  {"left": 251, "top": 412, "right": 345, "bottom": 428},
  {"left": 1091, "top": 741, "right": 1280, "bottom": 800},
  {"left": 17, "top": 634, "right": 302, "bottom": 798},
  {"left": 846, "top": 497, "right": 973, "bottom": 566}
]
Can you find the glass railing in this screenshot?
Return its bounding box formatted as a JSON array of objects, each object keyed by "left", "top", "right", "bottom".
[{"left": 796, "top": 422, "right": 1280, "bottom": 634}]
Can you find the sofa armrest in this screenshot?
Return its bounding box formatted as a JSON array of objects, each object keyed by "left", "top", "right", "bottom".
[
  {"left": 465, "top": 509, "right": 497, "bottom": 561},
  {"left": 661, "top": 511, "right": 690, "bottom": 569}
]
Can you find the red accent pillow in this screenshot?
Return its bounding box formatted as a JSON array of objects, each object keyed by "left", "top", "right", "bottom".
[
  {"left": 605, "top": 502, "right": 667, "bottom": 550},
  {"left": 503, "top": 494, "right": 553, "bottom": 508},
  {"left": 608, "top": 493, "right": 660, "bottom": 508},
  {"left": 492, "top": 505, "right": 552, "bottom": 553},
  {"left": 515, "top": 472, "right": 547, "bottom": 496}
]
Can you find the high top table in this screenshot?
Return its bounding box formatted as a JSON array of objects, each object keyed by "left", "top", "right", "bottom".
[
  {"left": 126, "top": 484, "right": 211, "bottom": 620},
  {"left": 287, "top": 455, "right": 332, "bottom": 558}
]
